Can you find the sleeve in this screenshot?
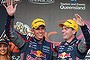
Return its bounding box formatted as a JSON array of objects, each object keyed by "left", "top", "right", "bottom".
[
  {"left": 5, "top": 15, "right": 25, "bottom": 49},
  {"left": 80, "top": 24, "right": 90, "bottom": 48},
  {"left": 78, "top": 39, "right": 88, "bottom": 53},
  {"left": 51, "top": 42, "right": 62, "bottom": 53},
  {"left": 73, "top": 39, "right": 88, "bottom": 59},
  {"left": 75, "top": 44, "right": 87, "bottom": 59},
  {"left": 50, "top": 43, "right": 58, "bottom": 60},
  {"left": 75, "top": 25, "right": 90, "bottom": 58}
]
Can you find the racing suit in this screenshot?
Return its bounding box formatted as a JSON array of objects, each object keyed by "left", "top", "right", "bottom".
[
  {"left": 55, "top": 25, "right": 90, "bottom": 60},
  {"left": 5, "top": 16, "right": 54, "bottom": 60}
]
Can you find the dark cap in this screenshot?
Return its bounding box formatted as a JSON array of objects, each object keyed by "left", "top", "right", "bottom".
[{"left": 0, "top": 38, "right": 9, "bottom": 45}]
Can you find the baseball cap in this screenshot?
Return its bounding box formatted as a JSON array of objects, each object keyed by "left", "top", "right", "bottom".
[
  {"left": 31, "top": 18, "right": 46, "bottom": 29},
  {"left": 0, "top": 38, "right": 9, "bottom": 45},
  {"left": 59, "top": 19, "right": 78, "bottom": 32}
]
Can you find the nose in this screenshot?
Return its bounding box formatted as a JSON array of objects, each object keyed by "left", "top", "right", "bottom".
[
  {"left": 39, "top": 30, "right": 44, "bottom": 34},
  {"left": 39, "top": 28, "right": 44, "bottom": 32},
  {"left": 62, "top": 29, "right": 65, "bottom": 33}
]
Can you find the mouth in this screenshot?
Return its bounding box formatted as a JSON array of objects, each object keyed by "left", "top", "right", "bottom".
[
  {"left": 38, "top": 33, "right": 43, "bottom": 36},
  {"left": 1, "top": 50, "right": 6, "bottom": 53},
  {"left": 62, "top": 33, "right": 66, "bottom": 36}
]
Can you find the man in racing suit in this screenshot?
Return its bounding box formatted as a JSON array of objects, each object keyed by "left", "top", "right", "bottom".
[
  {"left": 54, "top": 14, "right": 90, "bottom": 60},
  {"left": 4, "top": 3, "right": 54, "bottom": 60}
]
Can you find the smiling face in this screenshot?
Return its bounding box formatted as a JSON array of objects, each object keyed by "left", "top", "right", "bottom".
[
  {"left": 0, "top": 43, "right": 8, "bottom": 55},
  {"left": 61, "top": 26, "right": 76, "bottom": 42},
  {"left": 33, "top": 25, "right": 45, "bottom": 40}
]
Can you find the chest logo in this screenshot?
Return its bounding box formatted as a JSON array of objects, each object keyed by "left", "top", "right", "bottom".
[
  {"left": 58, "top": 52, "right": 70, "bottom": 59},
  {"left": 31, "top": 50, "right": 46, "bottom": 58}
]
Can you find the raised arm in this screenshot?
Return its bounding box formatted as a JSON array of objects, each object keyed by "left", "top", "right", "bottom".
[
  {"left": 74, "top": 14, "right": 90, "bottom": 52},
  {"left": 4, "top": 2, "right": 25, "bottom": 48},
  {"left": 74, "top": 14, "right": 90, "bottom": 45}
]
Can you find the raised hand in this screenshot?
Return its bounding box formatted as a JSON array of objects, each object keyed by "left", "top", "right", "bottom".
[
  {"left": 3, "top": 2, "right": 17, "bottom": 16},
  {"left": 73, "top": 14, "right": 85, "bottom": 26}
]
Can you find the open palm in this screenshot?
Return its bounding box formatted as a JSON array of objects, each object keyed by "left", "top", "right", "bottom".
[
  {"left": 73, "top": 14, "right": 85, "bottom": 26},
  {"left": 3, "top": 2, "right": 17, "bottom": 16}
]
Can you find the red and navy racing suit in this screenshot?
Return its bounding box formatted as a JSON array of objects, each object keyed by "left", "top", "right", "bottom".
[
  {"left": 5, "top": 16, "right": 55, "bottom": 60},
  {"left": 54, "top": 25, "right": 90, "bottom": 60}
]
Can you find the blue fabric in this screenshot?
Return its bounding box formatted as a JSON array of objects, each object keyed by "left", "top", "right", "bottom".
[
  {"left": 57, "top": 38, "right": 87, "bottom": 60},
  {"left": 5, "top": 16, "right": 54, "bottom": 60},
  {"left": 20, "top": 37, "right": 53, "bottom": 60}
]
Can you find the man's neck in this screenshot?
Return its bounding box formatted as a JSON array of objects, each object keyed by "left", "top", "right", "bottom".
[
  {"left": 66, "top": 35, "right": 75, "bottom": 43},
  {"left": 34, "top": 37, "right": 44, "bottom": 44}
]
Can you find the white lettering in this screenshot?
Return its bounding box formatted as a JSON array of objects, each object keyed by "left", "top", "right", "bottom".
[
  {"left": 60, "top": 2, "right": 86, "bottom": 10},
  {"left": 28, "top": 0, "right": 55, "bottom": 4}
]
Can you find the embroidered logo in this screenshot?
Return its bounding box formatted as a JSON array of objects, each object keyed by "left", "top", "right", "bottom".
[
  {"left": 26, "top": 50, "right": 46, "bottom": 60},
  {"left": 58, "top": 52, "right": 70, "bottom": 59}
]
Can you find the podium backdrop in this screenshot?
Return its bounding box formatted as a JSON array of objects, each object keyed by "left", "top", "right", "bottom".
[{"left": 0, "top": 0, "right": 90, "bottom": 59}]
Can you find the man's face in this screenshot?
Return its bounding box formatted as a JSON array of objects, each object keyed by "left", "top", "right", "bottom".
[
  {"left": 61, "top": 26, "right": 75, "bottom": 41},
  {"left": 33, "top": 25, "right": 45, "bottom": 40}
]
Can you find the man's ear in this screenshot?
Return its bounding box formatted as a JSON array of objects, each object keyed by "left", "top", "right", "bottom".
[
  {"left": 31, "top": 29, "right": 34, "bottom": 34},
  {"left": 72, "top": 30, "right": 76, "bottom": 34}
]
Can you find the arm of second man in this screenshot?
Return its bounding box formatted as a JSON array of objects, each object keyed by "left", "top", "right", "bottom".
[
  {"left": 81, "top": 25, "right": 90, "bottom": 48},
  {"left": 78, "top": 25, "right": 90, "bottom": 53}
]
